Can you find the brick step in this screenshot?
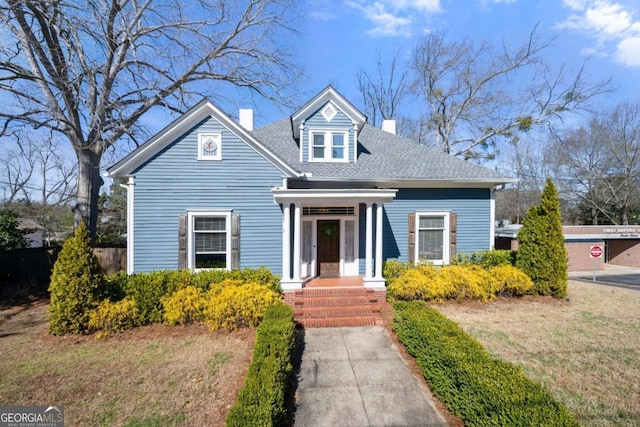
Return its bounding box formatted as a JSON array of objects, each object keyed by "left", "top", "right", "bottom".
[
  {"left": 297, "top": 315, "right": 384, "bottom": 329},
  {"left": 295, "top": 295, "right": 376, "bottom": 307},
  {"left": 295, "top": 304, "right": 381, "bottom": 319},
  {"left": 295, "top": 287, "right": 376, "bottom": 297}
]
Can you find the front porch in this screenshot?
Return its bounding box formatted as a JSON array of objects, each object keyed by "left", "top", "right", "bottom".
[{"left": 274, "top": 188, "right": 397, "bottom": 292}]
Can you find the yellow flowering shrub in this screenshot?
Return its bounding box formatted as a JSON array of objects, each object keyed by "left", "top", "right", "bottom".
[
  {"left": 489, "top": 265, "right": 533, "bottom": 296},
  {"left": 88, "top": 298, "right": 140, "bottom": 332},
  {"left": 161, "top": 285, "right": 205, "bottom": 325},
  {"left": 203, "top": 282, "right": 281, "bottom": 331},
  {"left": 439, "top": 265, "right": 494, "bottom": 302},
  {"left": 387, "top": 264, "right": 452, "bottom": 302}
]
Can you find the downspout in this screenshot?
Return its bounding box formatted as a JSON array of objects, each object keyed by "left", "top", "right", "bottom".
[
  {"left": 490, "top": 187, "right": 496, "bottom": 249},
  {"left": 120, "top": 177, "right": 135, "bottom": 274}
]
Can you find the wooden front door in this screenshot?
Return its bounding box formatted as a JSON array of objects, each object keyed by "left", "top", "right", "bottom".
[{"left": 317, "top": 220, "right": 340, "bottom": 277}]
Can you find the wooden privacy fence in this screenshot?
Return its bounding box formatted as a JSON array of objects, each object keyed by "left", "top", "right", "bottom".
[{"left": 0, "top": 247, "right": 126, "bottom": 285}]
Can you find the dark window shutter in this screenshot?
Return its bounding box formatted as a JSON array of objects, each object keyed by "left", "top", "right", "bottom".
[
  {"left": 178, "top": 214, "right": 187, "bottom": 270},
  {"left": 230, "top": 213, "right": 240, "bottom": 270},
  {"left": 408, "top": 213, "right": 415, "bottom": 263},
  {"left": 449, "top": 212, "right": 457, "bottom": 262}
]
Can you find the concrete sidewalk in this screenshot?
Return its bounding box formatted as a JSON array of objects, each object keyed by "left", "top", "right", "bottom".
[{"left": 292, "top": 326, "right": 448, "bottom": 427}]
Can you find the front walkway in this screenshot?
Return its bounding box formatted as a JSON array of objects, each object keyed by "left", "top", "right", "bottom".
[{"left": 292, "top": 326, "right": 447, "bottom": 427}]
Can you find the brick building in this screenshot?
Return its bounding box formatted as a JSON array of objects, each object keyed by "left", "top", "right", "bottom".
[{"left": 495, "top": 225, "right": 640, "bottom": 271}]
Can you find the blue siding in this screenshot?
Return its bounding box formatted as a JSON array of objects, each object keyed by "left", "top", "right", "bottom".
[
  {"left": 381, "top": 188, "right": 491, "bottom": 262},
  {"left": 302, "top": 103, "right": 355, "bottom": 163},
  {"left": 132, "top": 117, "right": 285, "bottom": 273}
]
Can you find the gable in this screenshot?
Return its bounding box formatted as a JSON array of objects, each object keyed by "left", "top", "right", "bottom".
[
  {"left": 300, "top": 102, "right": 357, "bottom": 163},
  {"left": 106, "top": 99, "right": 298, "bottom": 179}
]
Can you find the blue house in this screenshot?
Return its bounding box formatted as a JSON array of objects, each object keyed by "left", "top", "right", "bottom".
[{"left": 106, "top": 86, "right": 515, "bottom": 294}]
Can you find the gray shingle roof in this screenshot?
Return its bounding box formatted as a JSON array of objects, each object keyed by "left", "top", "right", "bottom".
[{"left": 252, "top": 119, "right": 511, "bottom": 182}]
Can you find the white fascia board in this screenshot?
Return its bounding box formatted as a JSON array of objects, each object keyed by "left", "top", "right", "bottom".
[
  {"left": 297, "top": 177, "right": 519, "bottom": 188},
  {"left": 272, "top": 188, "right": 397, "bottom": 204},
  {"left": 106, "top": 99, "right": 301, "bottom": 179},
  {"left": 291, "top": 86, "right": 366, "bottom": 139}
]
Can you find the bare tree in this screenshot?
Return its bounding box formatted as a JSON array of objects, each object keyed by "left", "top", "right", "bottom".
[
  {"left": 2, "top": 130, "right": 77, "bottom": 203},
  {"left": 356, "top": 50, "right": 408, "bottom": 128},
  {"left": 551, "top": 102, "right": 640, "bottom": 225},
  {"left": 496, "top": 136, "right": 550, "bottom": 223},
  {"left": 410, "top": 26, "right": 611, "bottom": 160},
  {"left": 0, "top": 0, "right": 299, "bottom": 236}
]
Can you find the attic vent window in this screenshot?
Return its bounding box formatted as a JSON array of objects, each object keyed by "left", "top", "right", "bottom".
[
  {"left": 198, "top": 132, "right": 222, "bottom": 160},
  {"left": 322, "top": 104, "right": 337, "bottom": 122},
  {"left": 303, "top": 207, "right": 355, "bottom": 216}
]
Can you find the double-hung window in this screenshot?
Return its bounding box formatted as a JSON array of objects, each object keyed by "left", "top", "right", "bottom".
[
  {"left": 188, "top": 212, "right": 230, "bottom": 269},
  {"left": 416, "top": 212, "right": 450, "bottom": 265},
  {"left": 313, "top": 134, "right": 326, "bottom": 159},
  {"left": 310, "top": 130, "right": 348, "bottom": 161},
  {"left": 332, "top": 133, "right": 345, "bottom": 159}
]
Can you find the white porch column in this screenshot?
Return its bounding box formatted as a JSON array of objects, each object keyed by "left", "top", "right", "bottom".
[
  {"left": 375, "top": 203, "right": 384, "bottom": 279},
  {"left": 292, "top": 203, "right": 302, "bottom": 281},
  {"left": 282, "top": 203, "right": 291, "bottom": 282},
  {"left": 365, "top": 202, "right": 373, "bottom": 279}
]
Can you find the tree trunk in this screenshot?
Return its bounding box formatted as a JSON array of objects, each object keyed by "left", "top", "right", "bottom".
[{"left": 74, "top": 148, "right": 104, "bottom": 238}]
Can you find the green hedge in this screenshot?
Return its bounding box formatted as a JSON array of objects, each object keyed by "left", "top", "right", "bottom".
[
  {"left": 226, "top": 304, "right": 296, "bottom": 427},
  {"left": 451, "top": 249, "right": 516, "bottom": 269},
  {"left": 393, "top": 301, "right": 579, "bottom": 427}
]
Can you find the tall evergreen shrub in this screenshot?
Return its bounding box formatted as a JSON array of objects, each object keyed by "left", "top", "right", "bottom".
[
  {"left": 48, "top": 224, "right": 103, "bottom": 334},
  {"left": 516, "top": 178, "right": 569, "bottom": 298}
]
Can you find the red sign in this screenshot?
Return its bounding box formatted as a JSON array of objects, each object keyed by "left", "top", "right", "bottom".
[{"left": 590, "top": 245, "right": 603, "bottom": 258}]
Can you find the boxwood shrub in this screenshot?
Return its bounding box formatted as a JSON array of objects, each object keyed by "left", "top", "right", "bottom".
[
  {"left": 393, "top": 301, "right": 578, "bottom": 427},
  {"left": 226, "top": 304, "right": 296, "bottom": 427}
]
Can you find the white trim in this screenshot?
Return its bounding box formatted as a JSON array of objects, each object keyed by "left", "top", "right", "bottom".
[
  {"left": 106, "top": 99, "right": 300, "bottom": 178},
  {"left": 273, "top": 188, "right": 397, "bottom": 204},
  {"left": 415, "top": 211, "right": 451, "bottom": 265},
  {"left": 308, "top": 129, "right": 349, "bottom": 162},
  {"left": 282, "top": 203, "right": 291, "bottom": 281},
  {"left": 490, "top": 188, "right": 496, "bottom": 249},
  {"left": 375, "top": 203, "right": 384, "bottom": 279},
  {"left": 186, "top": 210, "right": 232, "bottom": 271},
  {"left": 197, "top": 132, "right": 222, "bottom": 161},
  {"left": 300, "top": 205, "right": 360, "bottom": 278},
  {"left": 125, "top": 177, "right": 135, "bottom": 274},
  {"left": 291, "top": 86, "right": 366, "bottom": 139},
  {"left": 365, "top": 203, "right": 373, "bottom": 279},
  {"left": 293, "top": 203, "right": 301, "bottom": 281}
]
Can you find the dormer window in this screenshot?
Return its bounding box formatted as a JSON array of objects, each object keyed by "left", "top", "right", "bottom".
[{"left": 310, "top": 130, "right": 348, "bottom": 162}]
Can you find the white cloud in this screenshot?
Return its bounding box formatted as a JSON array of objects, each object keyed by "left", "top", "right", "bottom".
[
  {"left": 616, "top": 36, "right": 640, "bottom": 66},
  {"left": 558, "top": 1, "right": 640, "bottom": 67},
  {"left": 346, "top": 0, "right": 442, "bottom": 37}
]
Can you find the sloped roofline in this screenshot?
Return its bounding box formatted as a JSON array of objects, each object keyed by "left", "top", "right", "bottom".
[
  {"left": 290, "top": 85, "right": 367, "bottom": 140},
  {"left": 106, "top": 99, "right": 301, "bottom": 178}
]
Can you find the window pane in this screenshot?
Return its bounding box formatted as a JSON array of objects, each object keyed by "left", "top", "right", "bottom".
[
  {"left": 195, "top": 217, "right": 225, "bottom": 231},
  {"left": 313, "top": 134, "right": 325, "bottom": 159},
  {"left": 195, "top": 232, "right": 226, "bottom": 252},
  {"left": 302, "top": 221, "right": 312, "bottom": 263},
  {"left": 418, "top": 229, "right": 443, "bottom": 260},
  {"left": 344, "top": 220, "right": 355, "bottom": 262},
  {"left": 419, "top": 217, "right": 444, "bottom": 229},
  {"left": 195, "top": 253, "right": 226, "bottom": 269},
  {"left": 332, "top": 147, "right": 344, "bottom": 159},
  {"left": 332, "top": 133, "right": 344, "bottom": 146}
]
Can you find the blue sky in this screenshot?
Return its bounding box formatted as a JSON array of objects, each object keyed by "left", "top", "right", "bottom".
[{"left": 251, "top": 0, "right": 638, "bottom": 127}]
